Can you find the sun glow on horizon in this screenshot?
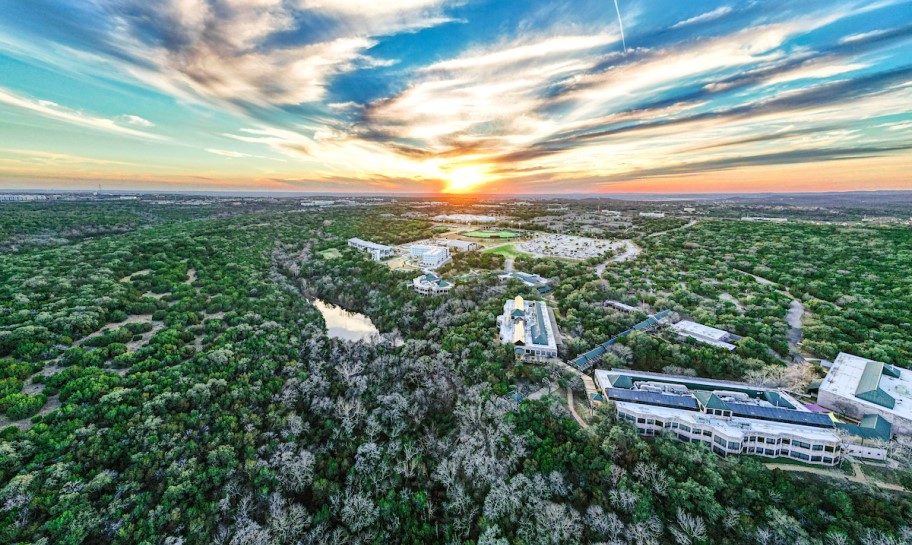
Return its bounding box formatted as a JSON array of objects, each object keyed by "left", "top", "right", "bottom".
[{"left": 441, "top": 165, "right": 491, "bottom": 194}]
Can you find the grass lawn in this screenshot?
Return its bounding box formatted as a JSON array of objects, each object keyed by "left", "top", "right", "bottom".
[
  {"left": 483, "top": 244, "right": 528, "bottom": 258},
  {"left": 463, "top": 230, "right": 519, "bottom": 238},
  {"left": 319, "top": 248, "right": 342, "bottom": 259},
  {"left": 861, "top": 464, "right": 909, "bottom": 487}
]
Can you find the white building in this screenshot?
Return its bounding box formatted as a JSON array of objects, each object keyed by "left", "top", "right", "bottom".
[
  {"left": 596, "top": 369, "right": 845, "bottom": 466},
  {"left": 409, "top": 244, "right": 450, "bottom": 268},
  {"left": 438, "top": 239, "right": 480, "bottom": 252},
  {"left": 412, "top": 273, "right": 453, "bottom": 296},
  {"left": 432, "top": 214, "right": 502, "bottom": 223},
  {"left": 639, "top": 212, "right": 665, "bottom": 218},
  {"left": 670, "top": 320, "right": 737, "bottom": 351},
  {"left": 0, "top": 194, "right": 47, "bottom": 201},
  {"left": 348, "top": 238, "right": 395, "bottom": 261},
  {"left": 818, "top": 352, "right": 912, "bottom": 435},
  {"left": 497, "top": 296, "right": 558, "bottom": 363},
  {"left": 741, "top": 216, "right": 788, "bottom": 223}
]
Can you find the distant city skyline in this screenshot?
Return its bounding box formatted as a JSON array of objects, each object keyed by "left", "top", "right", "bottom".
[{"left": 1, "top": 1, "right": 911, "bottom": 194}]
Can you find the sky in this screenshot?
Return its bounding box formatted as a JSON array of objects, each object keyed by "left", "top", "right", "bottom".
[{"left": 0, "top": 0, "right": 911, "bottom": 194}]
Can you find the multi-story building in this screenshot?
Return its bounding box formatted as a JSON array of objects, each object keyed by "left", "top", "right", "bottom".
[
  {"left": 595, "top": 369, "right": 847, "bottom": 466},
  {"left": 409, "top": 244, "right": 450, "bottom": 268},
  {"left": 348, "top": 238, "right": 395, "bottom": 261},
  {"left": 818, "top": 352, "right": 912, "bottom": 435},
  {"left": 497, "top": 296, "right": 558, "bottom": 363},
  {"left": 412, "top": 273, "right": 453, "bottom": 296}
]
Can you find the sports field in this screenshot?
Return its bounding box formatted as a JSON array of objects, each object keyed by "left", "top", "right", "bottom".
[
  {"left": 462, "top": 230, "right": 519, "bottom": 238},
  {"left": 482, "top": 244, "right": 528, "bottom": 258}
]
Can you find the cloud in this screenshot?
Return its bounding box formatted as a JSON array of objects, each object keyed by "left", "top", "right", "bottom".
[
  {"left": 117, "top": 114, "right": 155, "bottom": 127},
  {"left": 0, "top": 87, "right": 164, "bottom": 140},
  {"left": 671, "top": 6, "right": 733, "bottom": 29},
  {"left": 5, "top": 0, "right": 459, "bottom": 115},
  {"left": 206, "top": 149, "right": 252, "bottom": 158},
  {"left": 0, "top": 148, "right": 133, "bottom": 166},
  {"left": 592, "top": 144, "right": 912, "bottom": 184},
  {"left": 2, "top": 0, "right": 911, "bottom": 193}
]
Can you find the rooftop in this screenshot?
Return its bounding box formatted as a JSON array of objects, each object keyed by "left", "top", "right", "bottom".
[
  {"left": 671, "top": 320, "right": 731, "bottom": 342},
  {"left": 820, "top": 352, "right": 912, "bottom": 420},
  {"left": 500, "top": 271, "right": 548, "bottom": 286},
  {"left": 499, "top": 298, "right": 557, "bottom": 352},
  {"left": 348, "top": 237, "right": 392, "bottom": 251}
]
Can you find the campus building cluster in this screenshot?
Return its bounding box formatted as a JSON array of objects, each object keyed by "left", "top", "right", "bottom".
[
  {"left": 498, "top": 296, "right": 558, "bottom": 363},
  {"left": 412, "top": 273, "right": 453, "bottom": 296},
  {"left": 596, "top": 369, "right": 851, "bottom": 465},
  {"left": 348, "top": 238, "right": 394, "bottom": 261},
  {"left": 818, "top": 352, "right": 912, "bottom": 435}
]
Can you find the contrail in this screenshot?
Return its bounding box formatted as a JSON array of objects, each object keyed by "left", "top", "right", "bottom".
[{"left": 612, "top": 0, "right": 627, "bottom": 53}]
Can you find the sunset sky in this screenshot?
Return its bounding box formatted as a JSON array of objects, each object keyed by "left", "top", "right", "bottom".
[{"left": 1, "top": 0, "right": 911, "bottom": 194}]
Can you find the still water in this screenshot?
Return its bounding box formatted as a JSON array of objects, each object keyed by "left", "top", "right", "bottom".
[{"left": 312, "top": 298, "right": 380, "bottom": 342}]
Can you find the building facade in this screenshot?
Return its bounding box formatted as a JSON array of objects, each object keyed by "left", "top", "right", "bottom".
[
  {"left": 348, "top": 238, "right": 394, "bottom": 261},
  {"left": 412, "top": 273, "right": 453, "bottom": 296},
  {"left": 596, "top": 369, "right": 847, "bottom": 466},
  {"left": 409, "top": 244, "right": 450, "bottom": 268},
  {"left": 438, "top": 239, "right": 480, "bottom": 252}
]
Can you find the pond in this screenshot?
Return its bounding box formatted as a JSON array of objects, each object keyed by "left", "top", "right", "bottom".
[{"left": 312, "top": 298, "right": 380, "bottom": 342}]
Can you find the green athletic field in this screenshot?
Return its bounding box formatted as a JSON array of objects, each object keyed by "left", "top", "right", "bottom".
[{"left": 462, "top": 230, "right": 519, "bottom": 238}]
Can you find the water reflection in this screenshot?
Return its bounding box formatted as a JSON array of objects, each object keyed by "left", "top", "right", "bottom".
[{"left": 312, "top": 298, "right": 380, "bottom": 342}]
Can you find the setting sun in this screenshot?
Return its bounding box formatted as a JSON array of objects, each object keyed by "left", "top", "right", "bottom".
[{"left": 441, "top": 165, "right": 490, "bottom": 193}]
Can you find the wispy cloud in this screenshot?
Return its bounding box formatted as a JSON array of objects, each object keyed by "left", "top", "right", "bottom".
[
  {"left": 671, "top": 6, "right": 733, "bottom": 29},
  {"left": 0, "top": 87, "right": 164, "bottom": 140}
]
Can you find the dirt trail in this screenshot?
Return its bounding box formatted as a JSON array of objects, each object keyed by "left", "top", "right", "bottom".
[
  {"left": 765, "top": 462, "right": 907, "bottom": 493},
  {"left": 566, "top": 389, "right": 589, "bottom": 429},
  {"left": 645, "top": 219, "right": 698, "bottom": 238},
  {"left": 733, "top": 268, "right": 806, "bottom": 362},
  {"left": 74, "top": 314, "right": 154, "bottom": 347},
  {"left": 120, "top": 269, "right": 151, "bottom": 282}
]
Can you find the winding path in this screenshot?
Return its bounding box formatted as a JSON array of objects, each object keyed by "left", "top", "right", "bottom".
[
  {"left": 765, "top": 462, "right": 908, "bottom": 493},
  {"left": 733, "top": 268, "right": 806, "bottom": 362},
  {"left": 596, "top": 240, "right": 641, "bottom": 276},
  {"left": 645, "top": 218, "right": 698, "bottom": 238}
]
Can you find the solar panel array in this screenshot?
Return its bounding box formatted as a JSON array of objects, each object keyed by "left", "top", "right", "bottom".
[
  {"left": 606, "top": 388, "right": 699, "bottom": 410},
  {"left": 727, "top": 403, "right": 834, "bottom": 427}
]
